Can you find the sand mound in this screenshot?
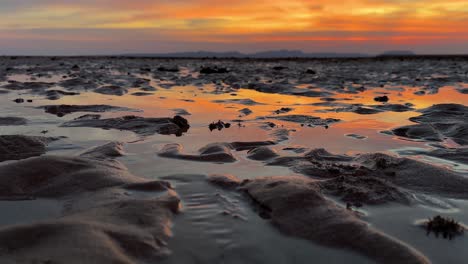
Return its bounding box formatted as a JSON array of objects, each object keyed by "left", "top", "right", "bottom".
[
  {"left": 209, "top": 175, "right": 429, "bottom": 264},
  {"left": 0, "top": 142, "right": 143, "bottom": 198},
  {"left": 267, "top": 148, "right": 468, "bottom": 205},
  {"left": 392, "top": 104, "right": 468, "bottom": 145},
  {"left": 94, "top": 85, "right": 128, "bottom": 96},
  {"left": 158, "top": 143, "right": 236, "bottom": 163},
  {"left": 247, "top": 147, "right": 279, "bottom": 161},
  {"left": 0, "top": 135, "right": 58, "bottom": 162},
  {"left": 62, "top": 115, "right": 190, "bottom": 136},
  {"left": 0, "top": 195, "right": 178, "bottom": 264},
  {"left": 0, "top": 142, "right": 180, "bottom": 263},
  {"left": 158, "top": 141, "right": 277, "bottom": 163},
  {"left": 207, "top": 174, "right": 242, "bottom": 188},
  {"left": 397, "top": 147, "right": 468, "bottom": 165}
]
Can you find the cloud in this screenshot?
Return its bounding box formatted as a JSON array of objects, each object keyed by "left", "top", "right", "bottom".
[{"left": 0, "top": 0, "right": 467, "bottom": 54}]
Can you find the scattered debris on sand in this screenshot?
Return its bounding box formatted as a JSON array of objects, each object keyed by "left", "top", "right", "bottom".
[
  {"left": 421, "top": 215, "right": 465, "bottom": 240},
  {"left": 273, "top": 107, "right": 294, "bottom": 114},
  {"left": 209, "top": 120, "right": 231, "bottom": 131},
  {"left": 265, "top": 114, "right": 340, "bottom": 127}
]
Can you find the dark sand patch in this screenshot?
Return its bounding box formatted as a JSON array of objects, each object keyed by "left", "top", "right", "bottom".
[
  {"left": 0, "top": 117, "right": 28, "bottom": 126},
  {"left": 62, "top": 115, "right": 190, "bottom": 136},
  {"left": 267, "top": 149, "right": 468, "bottom": 206},
  {"left": 269, "top": 128, "right": 293, "bottom": 142},
  {"left": 42, "top": 104, "right": 140, "bottom": 117},
  {"left": 131, "top": 92, "right": 154, "bottom": 96},
  {"left": 373, "top": 103, "right": 415, "bottom": 112},
  {"left": 94, "top": 85, "right": 128, "bottom": 96},
  {"left": 212, "top": 98, "right": 264, "bottom": 106},
  {"left": 345, "top": 133, "right": 368, "bottom": 140},
  {"left": 59, "top": 77, "right": 98, "bottom": 91},
  {"left": 0, "top": 135, "right": 58, "bottom": 162},
  {"left": 392, "top": 104, "right": 468, "bottom": 145},
  {"left": 457, "top": 88, "right": 468, "bottom": 94},
  {"left": 266, "top": 115, "right": 340, "bottom": 127},
  {"left": 239, "top": 108, "right": 253, "bottom": 116},
  {"left": 247, "top": 82, "right": 333, "bottom": 98},
  {"left": 172, "top": 108, "right": 191, "bottom": 116},
  {"left": 43, "top": 89, "right": 80, "bottom": 100},
  {"left": 1, "top": 81, "right": 54, "bottom": 91}
]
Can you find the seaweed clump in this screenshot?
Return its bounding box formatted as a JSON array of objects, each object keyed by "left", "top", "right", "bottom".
[
  {"left": 209, "top": 120, "right": 231, "bottom": 131},
  {"left": 424, "top": 215, "right": 464, "bottom": 240}
]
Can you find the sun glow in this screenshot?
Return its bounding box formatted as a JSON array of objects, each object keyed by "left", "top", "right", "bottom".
[{"left": 0, "top": 0, "right": 467, "bottom": 54}]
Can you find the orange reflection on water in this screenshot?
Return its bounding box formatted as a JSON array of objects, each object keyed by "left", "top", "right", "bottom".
[{"left": 58, "top": 80, "right": 467, "bottom": 154}]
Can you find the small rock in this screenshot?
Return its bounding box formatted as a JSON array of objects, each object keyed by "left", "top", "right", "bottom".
[{"left": 374, "top": 95, "right": 389, "bottom": 102}]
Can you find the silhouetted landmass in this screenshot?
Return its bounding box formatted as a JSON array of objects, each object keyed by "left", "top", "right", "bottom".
[
  {"left": 378, "top": 50, "right": 416, "bottom": 57},
  {"left": 121, "top": 49, "right": 369, "bottom": 58}
]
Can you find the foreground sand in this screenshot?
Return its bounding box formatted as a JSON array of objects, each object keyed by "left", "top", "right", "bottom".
[{"left": 0, "top": 56, "right": 467, "bottom": 263}]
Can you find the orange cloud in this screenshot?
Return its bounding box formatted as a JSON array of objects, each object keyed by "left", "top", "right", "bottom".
[{"left": 0, "top": 0, "right": 467, "bottom": 54}]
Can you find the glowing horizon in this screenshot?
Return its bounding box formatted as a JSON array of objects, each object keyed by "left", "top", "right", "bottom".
[{"left": 1, "top": 0, "right": 467, "bottom": 55}]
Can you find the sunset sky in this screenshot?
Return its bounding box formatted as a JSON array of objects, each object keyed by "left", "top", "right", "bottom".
[{"left": 1, "top": 0, "right": 467, "bottom": 55}]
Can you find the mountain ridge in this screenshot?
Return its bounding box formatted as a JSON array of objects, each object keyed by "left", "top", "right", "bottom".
[{"left": 120, "top": 49, "right": 372, "bottom": 58}]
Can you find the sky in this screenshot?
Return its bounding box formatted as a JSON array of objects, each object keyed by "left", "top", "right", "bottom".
[{"left": 0, "top": 0, "right": 467, "bottom": 55}]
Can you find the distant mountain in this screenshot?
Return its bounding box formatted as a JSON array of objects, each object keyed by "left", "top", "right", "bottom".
[
  {"left": 127, "top": 51, "right": 245, "bottom": 58},
  {"left": 121, "top": 50, "right": 369, "bottom": 58},
  {"left": 378, "top": 50, "right": 416, "bottom": 56}
]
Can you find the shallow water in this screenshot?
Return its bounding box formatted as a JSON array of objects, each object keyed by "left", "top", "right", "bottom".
[
  {"left": 158, "top": 175, "right": 373, "bottom": 264},
  {"left": 0, "top": 199, "right": 63, "bottom": 226},
  {"left": 0, "top": 57, "right": 467, "bottom": 263}
]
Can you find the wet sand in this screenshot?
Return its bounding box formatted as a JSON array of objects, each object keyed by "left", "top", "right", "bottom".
[{"left": 0, "top": 56, "right": 467, "bottom": 263}]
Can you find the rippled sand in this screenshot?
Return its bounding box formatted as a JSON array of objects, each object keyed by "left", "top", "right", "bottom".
[{"left": 0, "top": 56, "right": 467, "bottom": 264}]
